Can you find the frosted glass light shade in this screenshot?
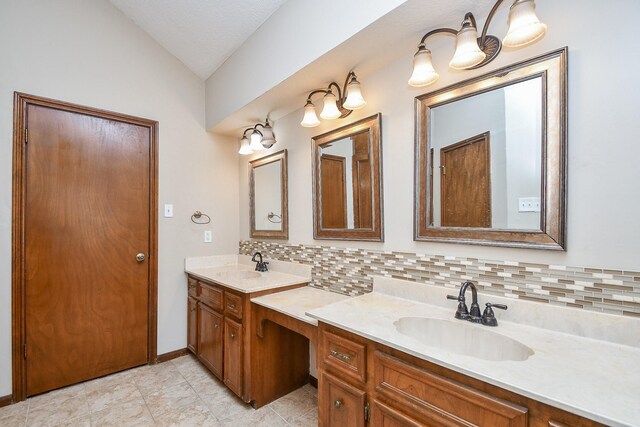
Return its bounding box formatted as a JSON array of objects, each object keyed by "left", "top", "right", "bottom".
[
  {"left": 249, "top": 130, "right": 264, "bottom": 151},
  {"left": 301, "top": 101, "right": 320, "bottom": 127},
  {"left": 238, "top": 136, "right": 253, "bottom": 155},
  {"left": 408, "top": 47, "right": 439, "bottom": 87},
  {"left": 503, "top": 0, "right": 547, "bottom": 48},
  {"left": 343, "top": 78, "right": 366, "bottom": 110},
  {"left": 320, "top": 91, "right": 341, "bottom": 120},
  {"left": 449, "top": 25, "right": 486, "bottom": 69},
  {"left": 260, "top": 123, "right": 276, "bottom": 148}
]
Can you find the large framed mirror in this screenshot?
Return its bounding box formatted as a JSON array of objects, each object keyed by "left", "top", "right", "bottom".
[
  {"left": 312, "top": 113, "right": 383, "bottom": 241},
  {"left": 414, "top": 48, "right": 567, "bottom": 250},
  {"left": 250, "top": 149, "right": 288, "bottom": 239}
]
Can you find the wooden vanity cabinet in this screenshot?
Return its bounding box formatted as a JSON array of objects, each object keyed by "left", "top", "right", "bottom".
[
  {"left": 318, "top": 322, "right": 606, "bottom": 427},
  {"left": 197, "top": 302, "right": 223, "bottom": 379},
  {"left": 187, "top": 296, "right": 198, "bottom": 353},
  {"left": 223, "top": 316, "right": 243, "bottom": 396}
]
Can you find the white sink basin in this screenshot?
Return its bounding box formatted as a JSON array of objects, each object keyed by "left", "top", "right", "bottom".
[
  {"left": 213, "top": 270, "right": 261, "bottom": 280},
  {"left": 394, "top": 317, "right": 534, "bottom": 362}
]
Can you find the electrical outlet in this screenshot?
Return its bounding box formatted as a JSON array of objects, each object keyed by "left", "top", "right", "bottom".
[
  {"left": 164, "top": 204, "right": 173, "bottom": 218},
  {"left": 204, "top": 230, "right": 212, "bottom": 243},
  {"left": 518, "top": 197, "right": 541, "bottom": 212}
]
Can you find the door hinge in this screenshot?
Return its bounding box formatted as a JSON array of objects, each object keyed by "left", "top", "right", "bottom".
[
  {"left": 364, "top": 401, "right": 370, "bottom": 422},
  {"left": 440, "top": 165, "right": 446, "bottom": 175},
  {"left": 23, "top": 343, "right": 27, "bottom": 359},
  {"left": 25, "top": 128, "right": 28, "bottom": 144}
]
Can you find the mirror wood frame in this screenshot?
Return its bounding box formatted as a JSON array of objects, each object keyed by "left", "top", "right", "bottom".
[
  {"left": 312, "top": 113, "right": 384, "bottom": 241},
  {"left": 249, "top": 149, "right": 288, "bottom": 240},
  {"left": 414, "top": 48, "right": 567, "bottom": 250}
]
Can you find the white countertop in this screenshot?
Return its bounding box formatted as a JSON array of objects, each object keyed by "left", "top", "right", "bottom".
[
  {"left": 185, "top": 254, "right": 311, "bottom": 294},
  {"left": 251, "top": 287, "right": 350, "bottom": 325},
  {"left": 306, "top": 276, "right": 640, "bottom": 427}
]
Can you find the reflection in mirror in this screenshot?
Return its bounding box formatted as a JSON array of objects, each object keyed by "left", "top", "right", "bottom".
[
  {"left": 430, "top": 77, "right": 542, "bottom": 230},
  {"left": 415, "top": 48, "right": 567, "bottom": 250},
  {"left": 313, "top": 113, "right": 383, "bottom": 241},
  {"left": 250, "top": 150, "right": 288, "bottom": 239}
]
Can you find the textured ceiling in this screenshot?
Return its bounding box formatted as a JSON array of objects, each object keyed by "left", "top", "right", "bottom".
[{"left": 109, "top": 0, "right": 288, "bottom": 79}]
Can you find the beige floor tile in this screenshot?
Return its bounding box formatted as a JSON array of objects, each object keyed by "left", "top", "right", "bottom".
[
  {"left": 219, "top": 406, "right": 288, "bottom": 427},
  {"left": 188, "top": 375, "right": 227, "bottom": 402},
  {"left": 144, "top": 381, "right": 200, "bottom": 417},
  {"left": 0, "top": 400, "right": 28, "bottom": 421},
  {"left": 170, "top": 355, "right": 200, "bottom": 371},
  {"left": 0, "top": 412, "right": 27, "bottom": 427},
  {"left": 89, "top": 395, "right": 154, "bottom": 427},
  {"left": 26, "top": 394, "right": 89, "bottom": 427},
  {"left": 52, "top": 414, "right": 91, "bottom": 427},
  {"left": 269, "top": 386, "right": 317, "bottom": 423},
  {"left": 176, "top": 360, "right": 216, "bottom": 385},
  {"left": 86, "top": 381, "right": 143, "bottom": 413},
  {"left": 28, "top": 383, "right": 86, "bottom": 409},
  {"left": 135, "top": 364, "right": 187, "bottom": 397},
  {"left": 154, "top": 401, "right": 220, "bottom": 427},
  {"left": 287, "top": 408, "right": 319, "bottom": 427},
  {"left": 84, "top": 370, "right": 137, "bottom": 395},
  {"left": 206, "top": 389, "right": 254, "bottom": 421}
]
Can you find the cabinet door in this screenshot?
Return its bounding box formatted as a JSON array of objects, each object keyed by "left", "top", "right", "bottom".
[
  {"left": 224, "top": 317, "right": 243, "bottom": 397},
  {"left": 371, "top": 399, "right": 423, "bottom": 427},
  {"left": 319, "top": 371, "right": 366, "bottom": 427},
  {"left": 197, "top": 302, "right": 223, "bottom": 379},
  {"left": 187, "top": 296, "right": 198, "bottom": 354}
]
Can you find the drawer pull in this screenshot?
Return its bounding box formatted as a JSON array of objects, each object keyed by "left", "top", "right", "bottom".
[
  {"left": 231, "top": 332, "right": 236, "bottom": 339},
  {"left": 334, "top": 399, "right": 343, "bottom": 408},
  {"left": 331, "top": 349, "right": 352, "bottom": 362},
  {"left": 228, "top": 302, "right": 236, "bottom": 309},
  {"left": 214, "top": 324, "right": 218, "bottom": 329}
]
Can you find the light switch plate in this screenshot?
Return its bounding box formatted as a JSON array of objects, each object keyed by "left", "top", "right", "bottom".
[
  {"left": 518, "top": 197, "right": 541, "bottom": 212},
  {"left": 204, "top": 230, "right": 212, "bottom": 243},
  {"left": 164, "top": 204, "right": 173, "bottom": 218}
]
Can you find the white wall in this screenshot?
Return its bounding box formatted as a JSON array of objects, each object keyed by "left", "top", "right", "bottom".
[
  {"left": 239, "top": 0, "right": 640, "bottom": 272},
  {"left": 0, "top": 0, "right": 239, "bottom": 396}
]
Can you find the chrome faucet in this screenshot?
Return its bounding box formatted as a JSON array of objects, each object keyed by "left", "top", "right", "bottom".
[
  {"left": 251, "top": 252, "right": 269, "bottom": 272},
  {"left": 447, "top": 281, "right": 507, "bottom": 326}
]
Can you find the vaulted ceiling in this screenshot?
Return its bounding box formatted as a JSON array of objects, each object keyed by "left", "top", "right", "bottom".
[{"left": 109, "top": 0, "right": 288, "bottom": 79}]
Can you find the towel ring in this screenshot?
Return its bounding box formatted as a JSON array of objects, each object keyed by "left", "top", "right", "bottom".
[
  {"left": 191, "top": 211, "right": 211, "bottom": 224},
  {"left": 267, "top": 212, "right": 282, "bottom": 224}
]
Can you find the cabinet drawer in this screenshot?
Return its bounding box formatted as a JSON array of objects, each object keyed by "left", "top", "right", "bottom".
[
  {"left": 188, "top": 277, "right": 198, "bottom": 297},
  {"left": 374, "top": 351, "right": 527, "bottom": 427},
  {"left": 199, "top": 282, "right": 223, "bottom": 311},
  {"left": 371, "top": 399, "right": 423, "bottom": 427},
  {"left": 319, "top": 372, "right": 366, "bottom": 427},
  {"left": 224, "top": 291, "right": 243, "bottom": 319},
  {"left": 321, "top": 330, "right": 367, "bottom": 384}
]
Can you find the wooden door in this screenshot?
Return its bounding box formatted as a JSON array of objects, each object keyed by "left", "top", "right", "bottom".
[
  {"left": 224, "top": 317, "right": 243, "bottom": 397},
  {"left": 319, "top": 372, "right": 366, "bottom": 427},
  {"left": 440, "top": 132, "right": 491, "bottom": 228},
  {"left": 187, "top": 296, "right": 198, "bottom": 354},
  {"left": 20, "top": 99, "right": 155, "bottom": 397},
  {"left": 320, "top": 154, "right": 347, "bottom": 228},
  {"left": 198, "top": 302, "right": 223, "bottom": 379},
  {"left": 352, "top": 131, "right": 372, "bottom": 229}
]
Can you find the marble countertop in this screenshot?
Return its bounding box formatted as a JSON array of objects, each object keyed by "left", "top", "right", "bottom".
[
  {"left": 251, "top": 287, "right": 350, "bottom": 325},
  {"left": 306, "top": 277, "right": 640, "bottom": 427},
  {"left": 185, "top": 254, "right": 311, "bottom": 294}
]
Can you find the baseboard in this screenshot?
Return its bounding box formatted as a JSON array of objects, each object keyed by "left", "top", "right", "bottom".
[
  {"left": 157, "top": 348, "right": 189, "bottom": 363},
  {"left": 308, "top": 375, "right": 318, "bottom": 388},
  {"left": 0, "top": 394, "right": 12, "bottom": 408}
]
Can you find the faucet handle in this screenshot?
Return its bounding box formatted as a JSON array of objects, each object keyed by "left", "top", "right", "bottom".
[
  {"left": 447, "top": 294, "right": 462, "bottom": 301},
  {"left": 481, "top": 302, "right": 507, "bottom": 327},
  {"left": 447, "top": 295, "right": 469, "bottom": 320}
]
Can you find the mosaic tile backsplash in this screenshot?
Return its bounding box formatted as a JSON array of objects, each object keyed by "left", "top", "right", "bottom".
[{"left": 240, "top": 240, "right": 640, "bottom": 318}]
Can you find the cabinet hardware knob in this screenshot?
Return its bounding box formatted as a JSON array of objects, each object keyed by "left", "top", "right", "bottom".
[
  {"left": 334, "top": 400, "right": 343, "bottom": 408},
  {"left": 231, "top": 332, "right": 236, "bottom": 339},
  {"left": 136, "top": 253, "right": 146, "bottom": 262},
  {"left": 214, "top": 324, "right": 218, "bottom": 329}
]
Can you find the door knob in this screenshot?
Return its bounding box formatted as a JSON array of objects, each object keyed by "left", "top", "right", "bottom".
[{"left": 136, "top": 253, "right": 146, "bottom": 262}]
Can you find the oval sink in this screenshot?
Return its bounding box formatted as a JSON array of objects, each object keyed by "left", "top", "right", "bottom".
[
  {"left": 214, "top": 271, "right": 261, "bottom": 280},
  {"left": 394, "top": 317, "right": 533, "bottom": 362}
]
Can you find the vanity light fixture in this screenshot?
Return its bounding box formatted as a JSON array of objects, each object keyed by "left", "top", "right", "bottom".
[
  {"left": 300, "top": 71, "right": 366, "bottom": 127},
  {"left": 408, "top": 0, "right": 547, "bottom": 87},
  {"left": 238, "top": 118, "right": 277, "bottom": 155}
]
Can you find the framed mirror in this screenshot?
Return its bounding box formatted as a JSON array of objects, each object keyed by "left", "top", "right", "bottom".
[
  {"left": 414, "top": 48, "right": 567, "bottom": 250},
  {"left": 250, "top": 149, "right": 288, "bottom": 239},
  {"left": 312, "top": 113, "right": 383, "bottom": 241}
]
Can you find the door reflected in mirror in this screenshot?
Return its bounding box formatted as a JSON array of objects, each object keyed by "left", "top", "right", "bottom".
[
  {"left": 430, "top": 77, "right": 542, "bottom": 230},
  {"left": 313, "top": 113, "right": 383, "bottom": 241},
  {"left": 249, "top": 150, "right": 288, "bottom": 239}
]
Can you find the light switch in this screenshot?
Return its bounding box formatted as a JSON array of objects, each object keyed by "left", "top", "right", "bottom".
[
  {"left": 164, "top": 204, "right": 174, "bottom": 218},
  {"left": 518, "top": 197, "right": 541, "bottom": 212},
  {"left": 204, "top": 230, "right": 212, "bottom": 243}
]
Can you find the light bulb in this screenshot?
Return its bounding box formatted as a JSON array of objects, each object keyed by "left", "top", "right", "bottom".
[
  {"left": 320, "top": 91, "right": 341, "bottom": 120},
  {"left": 343, "top": 76, "right": 366, "bottom": 110},
  {"left": 449, "top": 24, "right": 486, "bottom": 69},
  {"left": 238, "top": 136, "right": 253, "bottom": 155},
  {"left": 300, "top": 100, "right": 320, "bottom": 127},
  {"left": 503, "top": 0, "right": 547, "bottom": 48},
  {"left": 249, "top": 130, "right": 264, "bottom": 151},
  {"left": 408, "top": 46, "right": 439, "bottom": 87},
  {"left": 259, "top": 121, "right": 276, "bottom": 148}
]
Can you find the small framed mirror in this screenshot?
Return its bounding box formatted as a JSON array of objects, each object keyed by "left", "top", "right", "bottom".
[
  {"left": 414, "top": 48, "right": 567, "bottom": 250},
  {"left": 312, "top": 113, "right": 383, "bottom": 241},
  {"left": 250, "top": 149, "right": 288, "bottom": 239}
]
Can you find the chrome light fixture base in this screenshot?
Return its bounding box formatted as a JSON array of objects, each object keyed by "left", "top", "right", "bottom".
[{"left": 468, "top": 35, "right": 502, "bottom": 70}]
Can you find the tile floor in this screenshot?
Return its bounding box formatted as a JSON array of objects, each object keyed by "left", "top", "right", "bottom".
[{"left": 0, "top": 355, "right": 318, "bottom": 426}]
